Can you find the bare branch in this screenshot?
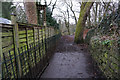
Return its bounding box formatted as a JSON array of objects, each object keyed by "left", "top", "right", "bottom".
[
  {"left": 50, "top": 0, "right": 58, "bottom": 16},
  {"left": 48, "top": 0, "right": 52, "bottom": 6},
  {"left": 65, "top": 0, "right": 78, "bottom": 25}
]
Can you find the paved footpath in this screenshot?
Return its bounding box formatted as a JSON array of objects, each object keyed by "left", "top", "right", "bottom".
[{"left": 41, "top": 35, "right": 104, "bottom": 78}]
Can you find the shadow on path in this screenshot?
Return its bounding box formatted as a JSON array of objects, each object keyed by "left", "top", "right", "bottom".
[{"left": 41, "top": 35, "right": 104, "bottom": 78}]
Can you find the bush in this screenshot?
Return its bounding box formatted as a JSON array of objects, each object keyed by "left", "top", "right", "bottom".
[
  {"left": 90, "top": 36, "right": 119, "bottom": 79},
  {"left": 85, "top": 28, "right": 95, "bottom": 44}
]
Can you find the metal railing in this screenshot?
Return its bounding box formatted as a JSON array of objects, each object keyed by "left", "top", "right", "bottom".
[{"left": 1, "top": 22, "right": 61, "bottom": 78}]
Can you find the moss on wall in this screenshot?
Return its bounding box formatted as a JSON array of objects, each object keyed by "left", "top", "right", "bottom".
[
  {"left": 74, "top": 2, "right": 94, "bottom": 44},
  {"left": 90, "top": 36, "right": 120, "bottom": 79}
]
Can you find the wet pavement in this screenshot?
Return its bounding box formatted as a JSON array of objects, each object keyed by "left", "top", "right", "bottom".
[{"left": 41, "top": 35, "right": 104, "bottom": 78}]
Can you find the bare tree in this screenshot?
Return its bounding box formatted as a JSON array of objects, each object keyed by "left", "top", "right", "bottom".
[
  {"left": 56, "top": 7, "right": 70, "bottom": 35},
  {"left": 94, "top": 2, "right": 98, "bottom": 26},
  {"left": 103, "top": 2, "right": 111, "bottom": 17},
  {"left": 64, "top": 0, "right": 78, "bottom": 25},
  {"left": 66, "top": 6, "right": 70, "bottom": 35},
  {"left": 45, "top": 0, "right": 58, "bottom": 16},
  {"left": 86, "top": 1, "right": 117, "bottom": 27}
]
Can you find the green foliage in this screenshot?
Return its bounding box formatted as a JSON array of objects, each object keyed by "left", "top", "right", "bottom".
[
  {"left": 46, "top": 7, "right": 59, "bottom": 29},
  {"left": 85, "top": 5, "right": 120, "bottom": 44},
  {"left": 85, "top": 25, "right": 95, "bottom": 29},
  {"left": 0, "top": 2, "right": 2, "bottom": 17},
  {"left": 90, "top": 36, "right": 119, "bottom": 79},
  {"left": 101, "top": 40, "right": 111, "bottom": 45},
  {"left": 87, "top": 3, "right": 120, "bottom": 79},
  {"left": 1, "top": 2, "right": 15, "bottom": 20},
  {"left": 85, "top": 28, "right": 95, "bottom": 44},
  {"left": 95, "top": 8, "right": 120, "bottom": 35},
  {"left": 118, "top": 37, "right": 120, "bottom": 54}
]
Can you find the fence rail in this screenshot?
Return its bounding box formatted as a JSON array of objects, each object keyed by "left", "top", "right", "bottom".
[{"left": 1, "top": 22, "right": 61, "bottom": 78}]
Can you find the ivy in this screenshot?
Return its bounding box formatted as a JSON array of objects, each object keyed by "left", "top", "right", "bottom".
[{"left": 102, "top": 40, "right": 112, "bottom": 45}]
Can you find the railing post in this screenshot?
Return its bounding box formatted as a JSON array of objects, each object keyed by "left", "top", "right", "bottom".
[
  {"left": 44, "top": 26, "right": 48, "bottom": 63},
  {"left": 50, "top": 28, "right": 51, "bottom": 37},
  {"left": 33, "top": 27, "right": 37, "bottom": 65},
  {"left": 25, "top": 28, "right": 32, "bottom": 77},
  {"left": 11, "top": 14, "right": 22, "bottom": 77},
  {"left": 26, "top": 28, "right": 30, "bottom": 49},
  {"left": 38, "top": 28, "right": 41, "bottom": 61},
  {"left": 55, "top": 28, "right": 58, "bottom": 35}
]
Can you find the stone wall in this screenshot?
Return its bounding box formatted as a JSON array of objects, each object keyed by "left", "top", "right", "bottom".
[{"left": 90, "top": 36, "right": 120, "bottom": 79}]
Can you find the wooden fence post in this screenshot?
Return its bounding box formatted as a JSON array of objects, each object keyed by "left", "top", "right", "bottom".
[
  {"left": 11, "top": 14, "right": 22, "bottom": 77},
  {"left": 0, "top": 23, "right": 2, "bottom": 79}
]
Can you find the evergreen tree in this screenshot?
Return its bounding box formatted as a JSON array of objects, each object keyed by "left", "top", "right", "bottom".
[
  {"left": 1, "top": 2, "right": 15, "bottom": 20},
  {"left": 46, "top": 7, "right": 59, "bottom": 29}
]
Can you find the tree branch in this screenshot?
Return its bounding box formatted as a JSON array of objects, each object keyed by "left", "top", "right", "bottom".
[
  {"left": 65, "top": 0, "right": 78, "bottom": 25},
  {"left": 50, "top": 0, "right": 57, "bottom": 16},
  {"left": 48, "top": 0, "right": 52, "bottom": 6}
]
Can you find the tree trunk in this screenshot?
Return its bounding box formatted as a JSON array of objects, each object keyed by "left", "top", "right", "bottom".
[
  {"left": 71, "top": 9, "right": 77, "bottom": 25},
  {"left": 103, "top": 2, "right": 110, "bottom": 17},
  {"left": 64, "top": 19, "right": 70, "bottom": 35},
  {"left": 24, "top": 1, "right": 38, "bottom": 24},
  {"left": 95, "top": 2, "right": 98, "bottom": 26},
  {"left": 67, "top": 27, "right": 70, "bottom": 35},
  {"left": 98, "top": 3, "right": 102, "bottom": 23},
  {"left": 74, "top": 2, "right": 94, "bottom": 44},
  {"left": 67, "top": 7, "right": 70, "bottom": 35},
  {"left": 87, "top": 11, "right": 91, "bottom": 26}
]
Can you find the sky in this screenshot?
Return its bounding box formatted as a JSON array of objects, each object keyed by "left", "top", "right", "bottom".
[
  {"left": 12, "top": 0, "right": 80, "bottom": 24},
  {"left": 51, "top": 0, "right": 80, "bottom": 24},
  {"left": 2, "top": 0, "right": 120, "bottom": 2},
  {"left": 10, "top": 0, "right": 120, "bottom": 24},
  {"left": 45, "top": 0, "right": 119, "bottom": 24},
  {"left": 44, "top": 0, "right": 119, "bottom": 24}
]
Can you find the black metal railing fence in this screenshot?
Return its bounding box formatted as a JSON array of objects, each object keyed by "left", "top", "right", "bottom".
[{"left": 1, "top": 22, "right": 61, "bottom": 78}]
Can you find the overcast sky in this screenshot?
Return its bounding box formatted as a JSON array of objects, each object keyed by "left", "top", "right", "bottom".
[
  {"left": 12, "top": 0, "right": 80, "bottom": 24},
  {"left": 51, "top": 0, "right": 80, "bottom": 24},
  {"left": 3, "top": 0, "right": 120, "bottom": 2},
  {"left": 44, "top": 0, "right": 119, "bottom": 24},
  {"left": 12, "top": 0, "right": 119, "bottom": 24}
]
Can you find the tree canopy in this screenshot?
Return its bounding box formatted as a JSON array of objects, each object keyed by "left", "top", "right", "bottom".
[
  {"left": 46, "top": 7, "right": 59, "bottom": 29},
  {"left": 1, "top": 2, "right": 15, "bottom": 20}
]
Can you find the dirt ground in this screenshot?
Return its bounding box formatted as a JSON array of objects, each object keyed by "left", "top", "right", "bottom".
[{"left": 41, "top": 35, "right": 105, "bottom": 79}]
